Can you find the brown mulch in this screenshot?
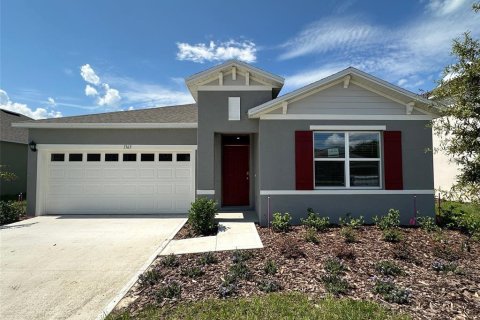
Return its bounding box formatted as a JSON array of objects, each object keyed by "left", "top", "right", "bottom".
[
  {"left": 172, "top": 222, "right": 219, "bottom": 240},
  {"left": 118, "top": 226, "right": 480, "bottom": 320}
]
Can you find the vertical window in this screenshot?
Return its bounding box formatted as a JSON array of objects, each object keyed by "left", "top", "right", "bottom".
[{"left": 228, "top": 97, "right": 240, "bottom": 121}]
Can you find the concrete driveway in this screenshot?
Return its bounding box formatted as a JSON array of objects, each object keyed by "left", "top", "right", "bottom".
[{"left": 0, "top": 215, "right": 186, "bottom": 320}]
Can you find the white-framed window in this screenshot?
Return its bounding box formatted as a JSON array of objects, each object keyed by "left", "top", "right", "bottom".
[
  {"left": 314, "top": 131, "right": 381, "bottom": 188},
  {"left": 228, "top": 97, "right": 241, "bottom": 120}
]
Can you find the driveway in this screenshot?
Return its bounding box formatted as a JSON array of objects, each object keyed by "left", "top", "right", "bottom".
[{"left": 0, "top": 215, "right": 186, "bottom": 320}]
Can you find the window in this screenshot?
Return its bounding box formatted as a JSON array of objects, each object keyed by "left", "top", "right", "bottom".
[
  {"left": 105, "top": 153, "right": 119, "bottom": 162},
  {"left": 141, "top": 153, "right": 154, "bottom": 161},
  {"left": 158, "top": 153, "right": 172, "bottom": 161},
  {"left": 69, "top": 153, "right": 83, "bottom": 162},
  {"left": 123, "top": 153, "right": 137, "bottom": 162},
  {"left": 87, "top": 153, "right": 101, "bottom": 162},
  {"left": 177, "top": 153, "right": 190, "bottom": 162},
  {"left": 314, "top": 132, "right": 381, "bottom": 188},
  {"left": 228, "top": 97, "right": 240, "bottom": 120},
  {"left": 51, "top": 153, "right": 65, "bottom": 162}
]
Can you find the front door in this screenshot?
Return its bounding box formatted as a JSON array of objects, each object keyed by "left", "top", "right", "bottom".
[{"left": 222, "top": 135, "right": 249, "bottom": 206}]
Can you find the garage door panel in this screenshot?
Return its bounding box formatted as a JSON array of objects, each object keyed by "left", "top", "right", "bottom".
[
  {"left": 158, "top": 168, "right": 173, "bottom": 178},
  {"left": 83, "top": 184, "right": 104, "bottom": 194},
  {"left": 139, "top": 168, "right": 155, "bottom": 178},
  {"left": 103, "top": 184, "right": 136, "bottom": 195},
  {"left": 49, "top": 184, "right": 84, "bottom": 195},
  {"left": 137, "top": 184, "right": 156, "bottom": 194},
  {"left": 49, "top": 168, "right": 66, "bottom": 179},
  {"left": 85, "top": 168, "right": 104, "bottom": 178},
  {"left": 175, "top": 168, "right": 191, "bottom": 178}
]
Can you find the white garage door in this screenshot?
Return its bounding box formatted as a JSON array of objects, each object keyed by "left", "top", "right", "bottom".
[{"left": 39, "top": 146, "right": 195, "bottom": 215}]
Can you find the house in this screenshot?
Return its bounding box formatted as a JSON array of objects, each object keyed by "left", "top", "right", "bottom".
[
  {"left": 0, "top": 109, "right": 32, "bottom": 199},
  {"left": 13, "top": 61, "right": 439, "bottom": 225}
]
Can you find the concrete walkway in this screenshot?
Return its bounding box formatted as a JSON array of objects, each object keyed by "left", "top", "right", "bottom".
[{"left": 161, "top": 212, "right": 263, "bottom": 255}]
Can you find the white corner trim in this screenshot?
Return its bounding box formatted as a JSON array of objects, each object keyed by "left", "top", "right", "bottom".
[
  {"left": 197, "top": 190, "right": 215, "bottom": 195},
  {"left": 197, "top": 85, "right": 272, "bottom": 91},
  {"left": 259, "top": 114, "right": 434, "bottom": 121},
  {"left": 260, "top": 190, "right": 435, "bottom": 195},
  {"left": 12, "top": 122, "right": 198, "bottom": 129},
  {"left": 36, "top": 144, "right": 198, "bottom": 151},
  {"left": 310, "top": 125, "right": 386, "bottom": 131}
]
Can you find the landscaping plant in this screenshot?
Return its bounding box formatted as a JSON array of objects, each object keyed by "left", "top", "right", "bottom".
[
  {"left": 322, "top": 274, "right": 349, "bottom": 295},
  {"left": 304, "top": 227, "right": 319, "bottom": 244},
  {"left": 0, "top": 200, "right": 26, "bottom": 225},
  {"left": 156, "top": 281, "right": 181, "bottom": 302},
  {"left": 340, "top": 226, "right": 356, "bottom": 243},
  {"left": 301, "top": 208, "right": 330, "bottom": 231},
  {"left": 374, "top": 209, "right": 401, "bottom": 230},
  {"left": 339, "top": 213, "right": 365, "bottom": 229},
  {"left": 375, "top": 261, "right": 404, "bottom": 276},
  {"left": 417, "top": 216, "right": 440, "bottom": 233},
  {"left": 271, "top": 212, "right": 291, "bottom": 232},
  {"left": 382, "top": 228, "right": 403, "bottom": 243},
  {"left": 231, "top": 249, "right": 253, "bottom": 263},
  {"left": 373, "top": 279, "right": 411, "bottom": 304},
  {"left": 258, "top": 279, "right": 281, "bottom": 293},
  {"left": 264, "top": 259, "right": 278, "bottom": 275},
  {"left": 324, "top": 258, "right": 347, "bottom": 276},
  {"left": 188, "top": 197, "right": 218, "bottom": 236},
  {"left": 198, "top": 252, "right": 218, "bottom": 265},
  {"left": 138, "top": 270, "right": 163, "bottom": 287},
  {"left": 161, "top": 254, "right": 179, "bottom": 268},
  {"left": 181, "top": 266, "right": 205, "bottom": 278}
]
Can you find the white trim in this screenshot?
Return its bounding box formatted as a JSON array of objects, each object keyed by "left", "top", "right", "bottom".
[
  {"left": 232, "top": 66, "right": 236, "bottom": 80},
  {"left": 219, "top": 72, "right": 223, "bottom": 86},
  {"left": 260, "top": 190, "right": 435, "bottom": 195},
  {"left": 309, "top": 125, "right": 386, "bottom": 131},
  {"left": 343, "top": 75, "right": 351, "bottom": 88},
  {"left": 197, "top": 190, "right": 215, "bottom": 195},
  {"left": 36, "top": 144, "right": 198, "bottom": 151},
  {"left": 245, "top": 72, "right": 250, "bottom": 85},
  {"left": 351, "top": 80, "right": 408, "bottom": 106},
  {"left": 12, "top": 122, "right": 198, "bottom": 129},
  {"left": 198, "top": 85, "right": 272, "bottom": 91},
  {"left": 406, "top": 102, "right": 415, "bottom": 115},
  {"left": 259, "top": 114, "right": 434, "bottom": 121}
]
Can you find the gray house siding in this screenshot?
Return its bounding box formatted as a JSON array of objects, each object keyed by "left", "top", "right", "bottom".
[
  {"left": 257, "top": 120, "right": 434, "bottom": 225},
  {"left": 26, "top": 128, "right": 197, "bottom": 216},
  {"left": 0, "top": 141, "right": 28, "bottom": 199}
]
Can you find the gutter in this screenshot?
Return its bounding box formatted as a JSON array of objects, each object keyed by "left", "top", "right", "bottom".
[{"left": 11, "top": 122, "right": 198, "bottom": 129}]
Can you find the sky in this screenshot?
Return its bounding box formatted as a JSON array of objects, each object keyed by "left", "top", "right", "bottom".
[{"left": 0, "top": 0, "right": 479, "bottom": 119}]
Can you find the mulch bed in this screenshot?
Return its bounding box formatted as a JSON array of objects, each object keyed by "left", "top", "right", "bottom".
[
  {"left": 117, "top": 226, "right": 480, "bottom": 320},
  {"left": 172, "top": 222, "right": 219, "bottom": 240}
]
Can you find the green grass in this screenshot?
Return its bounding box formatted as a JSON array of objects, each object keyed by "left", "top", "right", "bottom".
[{"left": 107, "top": 292, "right": 410, "bottom": 320}]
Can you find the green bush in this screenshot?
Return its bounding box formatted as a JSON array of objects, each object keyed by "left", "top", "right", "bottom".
[
  {"left": 382, "top": 229, "right": 403, "bottom": 243},
  {"left": 138, "top": 269, "right": 163, "bottom": 287},
  {"left": 301, "top": 209, "right": 330, "bottom": 231},
  {"left": 0, "top": 200, "right": 26, "bottom": 225},
  {"left": 375, "top": 261, "right": 403, "bottom": 276},
  {"left": 321, "top": 275, "right": 349, "bottom": 295},
  {"left": 417, "top": 216, "right": 440, "bottom": 232},
  {"left": 271, "top": 212, "right": 291, "bottom": 232},
  {"left": 436, "top": 201, "right": 480, "bottom": 240},
  {"left": 156, "top": 282, "right": 181, "bottom": 301},
  {"left": 339, "top": 213, "right": 365, "bottom": 229},
  {"left": 340, "top": 226, "right": 356, "bottom": 243},
  {"left": 181, "top": 266, "right": 205, "bottom": 278},
  {"left": 374, "top": 209, "right": 400, "bottom": 230},
  {"left": 258, "top": 279, "right": 281, "bottom": 293},
  {"left": 229, "top": 261, "right": 251, "bottom": 280},
  {"left": 304, "top": 227, "right": 319, "bottom": 244},
  {"left": 232, "top": 249, "right": 253, "bottom": 263},
  {"left": 188, "top": 197, "right": 218, "bottom": 236},
  {"left": 264, "top": 259, "right": 278, "bottom": 275},
  {"left": 373, "top": 279, "right": 410, "bottom": 304},
  {"left": 161, "top": 254, "right": 179, "bottom": 268},
  {"left": 324, "top": 258, "right": 347, "bottom": 276},
  {"left": 198, "top": 252, "right": 218, "bottom": 265}
]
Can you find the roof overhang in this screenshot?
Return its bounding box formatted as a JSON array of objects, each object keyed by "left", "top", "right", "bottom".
[
  {"left": 248, "top": 67, "right": 440, "bottom": 119},
  {"left": 11, "top": 122, "right": 198, "bottom": 129}
]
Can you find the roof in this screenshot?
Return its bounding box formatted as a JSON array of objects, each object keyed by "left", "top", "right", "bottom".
[
  {"left": 0, "top": 109, "right": 33, "bottom": 144},
  {"left": 248, "top": 67, "right": 440, "bottom": 118},
  {"left": 12, "top": 104, "right": 198, "bottom": 129}
]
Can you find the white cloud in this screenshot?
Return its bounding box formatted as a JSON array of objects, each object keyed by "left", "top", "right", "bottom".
[
  {"left": 397, "top": 79, "right": 408, "bottom": 86},
  {"left": 47, "top": 97, "right": 56, "bottom": 106},
  {"left": 426, "top": 0, "right": 467, "bottom": 16},
  {"left": 80, "top": 64, "right": 100, "bottom": 85},
  {"left": 283, "top": 63, "right": 348, "bottom": 90},
  {"left": 0, "top": 89, "right": 62, "bottom": 119},
  {"left": 176, "top": 40, "right": 257, "bottom": 63},
  {"left": 85, "top": 84, "right": 98, "bottom": 96},
  {"left": 96, "top": 84, "right": 121, "bottom": 107}
]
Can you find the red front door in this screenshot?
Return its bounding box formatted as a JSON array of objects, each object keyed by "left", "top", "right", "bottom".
[{"left": 222, "top": 144, "right": 249, "bottom": 206}]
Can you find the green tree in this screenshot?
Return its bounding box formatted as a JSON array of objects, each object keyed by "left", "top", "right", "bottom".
[{"left": 0, "top": 165, "right": 17, "bottom": 182}]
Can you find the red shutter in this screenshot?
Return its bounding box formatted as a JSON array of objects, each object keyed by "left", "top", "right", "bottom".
[
  {"left": 383, "top": 131, "right": 403, "bottom": 190},
  {"left": 295, "top": 131, "right": 314, "bottom": 190}
]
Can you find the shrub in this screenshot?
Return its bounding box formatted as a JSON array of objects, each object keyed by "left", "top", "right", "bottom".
[
  {"left": 373, "top": 279, "right": 411, "bottom": 304},
  {"left": 340, "top": 226, "right": 356, "bottom": 243},
  {"left": 417, "top": 216, "right": 440, "bottom": 232},
  {"left": 229, "top": 262, "right": 251, "bottom": 280},
  {"left": 198, "top": 252, "right": 218, "bottom": 265},
  {"left": 321, "top": 275, "right": 349, "bottom": 295},
  {"left": 280, "top": 239, "right": 306, "bottom": 259},
  {"left": 334, "top": 245, "right": 356, "bottom": 261},
  {"left": 304, "top": 227, "right": 319, "bottom": 244},
  {"left": 301, "top": 209, "right": 330, "bottom": 231},
  {"left": 432, "top": 260, "right": 458, "bottom": 273},
  {"left": 258, "top": 279, "right": 281, "bottom": 293},
  {"left": 232, "top": 249, "right": 253, "bottom": 263},
  {"left": 382, "top": 229, "right": 403, "bottom": 243},
  {"left": 0, "top": 200, "right": 25, "bottom": 225},
  {"left": 181, "top": 266, "right": 205, "bottom": 278},
  {"left": 339, "top": 213, "right": 365, "bottom": 229},
  {"left": 188, "top": 197, "right": 218, "bottom": 236},
  {"left": 324, "top": 258, "right": 347, "bottom": 276},
  {"left": 264, "top": 259, "right": 278, "bottom": 275},
  {"left": 218, "top": 282, "right": 236, "bottom": 298},
  {"left": 156, "top": 281, "right": 181, "bottom": 302},
  {"left": 138, "top": 270, "right": 162, "bottom": 287},
  {"left": 374, "top": 209, "right": 401, "bottom": 230},
  {"left": 161, "top": 254, "right": 179, "bottom": 268},
  {"left": 271, "top": 212, "right": 291, "bottom": 232},
  {"left": 375, "top": 261, "right": 403, "bottom": 276}
]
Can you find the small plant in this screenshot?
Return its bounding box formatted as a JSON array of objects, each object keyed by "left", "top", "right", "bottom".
[
  {"left": 373, "top": 279, "right": 411, "bottom": 304},
  {"left": 156, "top": 281, "right": 181, "bottom": 302},
  {"left": 417, "top": 216, "right": 440, "bottom": 232},
  {"left": 181, "top": 266, "right": 205, "bottom": 278},
  {"left": 271, "top": 212, "right": 292, "bottom": 232},
  {"left": 264, "top": 259, "right": 278, "bottom": 275},
  {"left": 188, "top": 197, "right": 218, "bottom": 236},
  {"left": 334, "top": 245, "right": 356, "bottom": 261},
  {"left": 375, "top": 260, "right": 403, "bottom": 276},
  {"left": 258, "top": 279, "right": 281, "bottom": 293},
  {"left": 229, "top": 261, "right": 251, "bottom": 280},
  {"left": 304, "top": 227, "right": 319, "bottom": 244},
  {"left": 161, "top": 254, "right": 179, "bottom": 268},
  {"left": 324, "top": 257, "right": 347, "bottom": 276},
  {"left": 374, "top": 209, "right": 401, "bottom": 230},
  {"left": 280, "top": 239, "right": 306, "bottom": 259},
  {"left": 218, "top": 282, "right": 236, "bottom": 298},
  {"left": 138, "top": 270, "right": 162, "bottom": 287},
  {"left": 382, "top": 229, "right": 403, "bottom": 243},
  {"left": 197, "top": 252, "right": 218, "bottom": 265},
  {"left": 432, "top": 260, "right": 458, "bottom": 273},
  {"left": 340, "top": 226, "right": 356, "bottom": 243},
  {"left": 321, "top": 274, "right": 349, "bottom": 295},
  {"left": 339, "top": 213, "right": 365, "bottom": 229},
  {"left": 232, "top": 249, "right": 253, "bottom": 263},
  {"left": 301, "top": 209, "right": 330, "bottom": 232}
]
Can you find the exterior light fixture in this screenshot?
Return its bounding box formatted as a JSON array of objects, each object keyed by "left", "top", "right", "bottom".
[{"left": 29, "top": 141, "right": 37, "bottom": 152}]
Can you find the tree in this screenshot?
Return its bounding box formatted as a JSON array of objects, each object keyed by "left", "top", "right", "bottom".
[
  {"left": 432, "top": 3, "right": 480, "bottom": 203},
  {"left": 0, "top": 165, "right": 17, "bottom": 182}
]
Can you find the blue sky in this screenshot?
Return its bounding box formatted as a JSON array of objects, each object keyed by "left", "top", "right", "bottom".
[{"left": 1, "top": 0, "right": 479, "bottom": 119}]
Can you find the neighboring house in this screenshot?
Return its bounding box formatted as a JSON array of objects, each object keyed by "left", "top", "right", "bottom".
[
  {"left": 0, "top": 109, "right": 32, "bottom": 199},
  {"left": 13, "top": 61, "right": 440, "bottom": 224}
]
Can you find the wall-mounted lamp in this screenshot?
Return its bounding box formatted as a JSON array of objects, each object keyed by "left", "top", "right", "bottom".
[{"left": 29, "top": 141, "right": 37, "bottom": 152}]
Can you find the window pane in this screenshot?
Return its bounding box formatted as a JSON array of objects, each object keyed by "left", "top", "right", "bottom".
[
  {"left": 314, "top": 133, "right": 345, "bottom": 158},
  {"left": 87, "top": 153, "right": 101, "bottom": 161},
  {"left": 105, "top": 153, "right": 119, "bottom": 162},
  {"left": 51, "top": 153, "right": 65, "bottom": 162},
  {"left": 69, "top": 153, "right": 83, "bottom": 162},
  {"left": 315, "top": 161, "right": 345, "bottom": 187},
  {"left": 159, "top": 153, "right": 172, "bottom": 161},
  {"left": 123, "top": 153, "right": 137, "bottom": 162},
  {"left": 141, "top": 153, "right": 154, "bottom": 161},
  {"left": 177, "top": 153, "right": 190, "bottom": 162},
  {"left": 350, "top": 161, "right": 380, "bottom": 187},
  {"left": 349, "top": 133, "right": 379, "bottom": 158}
]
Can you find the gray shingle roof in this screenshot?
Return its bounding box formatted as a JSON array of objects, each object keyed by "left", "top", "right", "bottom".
[
  {"left": 19, "top": 104, "right": 197, "bottom": 124},
  {"left": 0, "top": 109, "right": 32, "bottom": 144}
]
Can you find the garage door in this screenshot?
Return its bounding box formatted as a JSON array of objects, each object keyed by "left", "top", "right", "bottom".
[{"left": 40, "top": 147, "right": 195, "bottom": 214}]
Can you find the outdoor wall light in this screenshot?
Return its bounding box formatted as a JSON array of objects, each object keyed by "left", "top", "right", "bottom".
[{"left": 29, "top": 141, "right": 37, "bottom": 152}]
